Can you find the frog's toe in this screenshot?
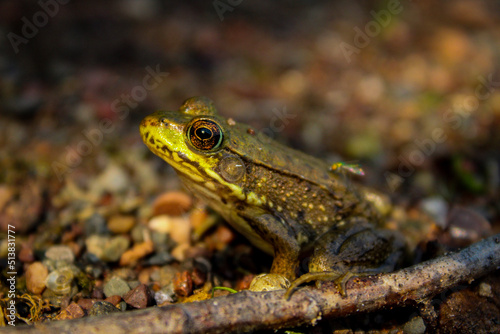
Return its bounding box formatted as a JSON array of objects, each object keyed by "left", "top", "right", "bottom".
[
  {"left": 284, "top": 271, "right": 360, "bottom": 300},
  {"left": 248, "top": 273, "right": 290, "bottom": 292}
]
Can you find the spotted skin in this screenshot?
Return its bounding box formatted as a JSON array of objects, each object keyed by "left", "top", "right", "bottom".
[{"left": 140, "top": 97, "right": 403, "bottom": 288}]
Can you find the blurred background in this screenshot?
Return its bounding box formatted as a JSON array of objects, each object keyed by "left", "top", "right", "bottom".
[{"left": 0, "top": 0, "right": 499, "bottom": 329}]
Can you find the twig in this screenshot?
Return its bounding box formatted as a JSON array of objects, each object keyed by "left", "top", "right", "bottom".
[{"left": 3, "top": 234, "right": 500, "bottom": 334}]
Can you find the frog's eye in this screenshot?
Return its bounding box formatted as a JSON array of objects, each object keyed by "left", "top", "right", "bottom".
[{"left": 187, "top": 119, "right": 224, "bottom": 151}]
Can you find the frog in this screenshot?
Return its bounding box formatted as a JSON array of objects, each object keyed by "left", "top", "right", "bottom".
[{"left": 140, "top": 96, "right": 405, "bottom": 296}]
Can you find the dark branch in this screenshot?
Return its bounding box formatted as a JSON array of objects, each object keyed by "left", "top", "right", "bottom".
[{"left": 3, "top": 234, "right": 500, "bottom": 334}]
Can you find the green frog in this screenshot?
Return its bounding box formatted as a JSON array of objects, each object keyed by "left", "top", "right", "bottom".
[{"left": 140, "top": 97, "right": 404, "bottom": 296}]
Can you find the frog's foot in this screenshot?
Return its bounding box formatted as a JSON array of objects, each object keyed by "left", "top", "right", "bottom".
[
  {"left": 285, "top": 271, "right": 367, "bottom": 300},
  {"left": 248, "top": 273, "right": 290, "bottom": 292}
]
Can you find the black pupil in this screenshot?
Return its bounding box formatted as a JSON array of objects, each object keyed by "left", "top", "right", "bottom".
[{"left": 196, "top": 127, "right": 212, "bottom": 139}]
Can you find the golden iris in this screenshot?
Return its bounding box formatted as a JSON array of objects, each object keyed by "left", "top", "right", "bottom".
[{"left": 187, "top": 119, "right": 224, "bottom": 151}]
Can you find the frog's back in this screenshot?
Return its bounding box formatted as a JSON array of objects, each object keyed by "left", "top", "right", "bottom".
[{"left": 225, "top": 121, "right": 339, "bottom": 192}]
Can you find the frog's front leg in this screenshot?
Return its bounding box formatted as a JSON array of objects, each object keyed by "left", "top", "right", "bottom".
[
  {"left": 247, "top": 214, "right": 301, "bottom": 291},
  {"left": 285, "top": 218, "right": 404, "bottom": 298}
]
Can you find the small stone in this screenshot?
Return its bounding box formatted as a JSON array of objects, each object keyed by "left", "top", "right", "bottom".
[
  {"left": 45, "top": 245, "right": 75, "bottom": 263},
  {"left": 85, "top": 235, "right": 109, "bottom": 259},
  {"left": 77, "top": 298, "right": 96, "bottom": 312},
  {"left": 84, "top": 213, "right": 109, "bottom": 236},
  {"left": 148, "top": 215, "right": 172, "bottom": 234},
  {"left": 158, "top": 266, "right": 178, "bottom": 287},
  {"left": 420, "top": 196, "right": 448, "bottom": 229},
  {"left": 90, "top": 164, "right": 130, "bottom": 196},
  {"left": 173, "top": 271, "right": 193, "bottom": 297},
  {"left": 104, "top": 295, "right": 122, "bottom": 306},
  {"left": 152, "top": 191, "right": 192, "bottom": 216},
  {"left": 478, "top": 282, "right": 493, "bottom": 298},
  {"left": 107, "top": 215, "right": 136, "bottom": 234},
  {"left": 138, "top": 267, "right": 157, "bottom": 284},
  {"left": 26, "top": 262, "right": 48, "bottom": 294},
  {"left": 151, "top": 231, "right": 173, "bottom": 253},
  {"left": 91, "top": 287, "right": 104, "bottom": 300},
  {"left": 171, "top": 242, "right": 190, "bottom": 262},
  {"left": 130, "top": 224, "right": 148, "bottom": 243},
  {"left": 189, "top": 208, "right": 208, "bottom": 229},
  {"left": 18, "top": 246, "right": 35, "bottom": 263},
  {"left": 123, "top": 284, "right": 154, "bottom": 309},
  {"left": 119, "top": 240, "right": 154, "bottom": 266},
  {"left": 88, "top": 301, "right": 120, "bottom": 316},
  {"left": 168, "top": 216, "right": 192, "bottom": 245},
  {"left": 103, "top": 276, "right": 131, "bottom": 298},
  {"left": 403, "top": 316, "right": 426, "bottom": 334},
  {"left": 101, "top": 236, "right": 130, "bottom": 262},
  {"left": 154, "top": 285, "right": 176, "bottom": 305},
  {"left": 191, "top": 268, "right": 206, "bottom": 287},
  {"left": 56, "top": 303, "right": 85, "bottom": 320}
]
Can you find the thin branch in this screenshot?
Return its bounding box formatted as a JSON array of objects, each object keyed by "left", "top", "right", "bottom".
[{"left": 3, "top": 234, "right": 500, "bottom": 334}]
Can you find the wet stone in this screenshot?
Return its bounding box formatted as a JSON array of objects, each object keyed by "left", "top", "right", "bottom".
[
  {"left": 101, "top": 236, "right": 130, "bottom": 262},
  {"left": 144, "top": 251, "right": 174, "bottom": 266},
  {"left": 84, "top": 213, "right": 109, "bottom": 236},
  {"left": 104, "top": 295, "right": 122, "bottom": 306},
  {"left": 107, "top": 215, "right": 136, "bottom": 234},
  {"left": 154, "top": 284, "right": 176, "bottom": 305},
  {"left": 56, "top": 303, "right": 85, "bottom": 320},
  {"left": 26, "top": 262, "right": 48, "bottom": 295},
  {"left": 77, "top": 298, "right": 96, "bottom": 312},
  {"left": 123, "top": 284, "right": 155, "bottom": 309},
  {"left": 88, "top": 301, "right": 120, "bottom": 316},
  {"left": 45, "top": 245, "right": 75, "bottom": 263},
  {"left": 103, "top": 276, "right": 131, "bottom": 298}
]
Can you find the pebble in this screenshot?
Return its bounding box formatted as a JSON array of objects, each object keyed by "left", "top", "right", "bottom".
[
  {"left": 26, "top": 262, "right": 48, "bottom": 294},
  {"left": 90, "top": 163, "right": 130, "bottom": 196},
  {"left": 123, "top": 284, "right": 154, "bottom": 309},
  {"left": 85, "top": 235, "right": 109, "bottom": 259},
  {"left": 158, "top": 266, "right": 178, "bottom": 287},
  {"left": 171, "top": 242, "right": 190, "bottom": 262},
  {"left": 77, "top": 298, "right": 96, "bottom": 312},
  {"left": 86, "top": 235, "right": 130, "bottom": 262},
  {"left": 119, "top": 240, "right": 154, "bottom": 266},
  {"left": 402, "top": 316, "right": 426, "bottom": 334},
  {"left": 103, "top": 276, "right": 131, "bottom": 298},
  {"left": 154, "top": 285, "right": 176, "bottom": 305},
  {"left": 168, "top": 216, "right": 192, "bottom": 245},
  {"left": 478, "top": 282, "right": 493, "bottom": 298},
  {"left": 107, "top": 215, "right": 136, "bottom": 234},
  {"left": 446, "top": 206, "right": 491, "bottom": 246},
  {"left": 91, "top": 287, "right": 104, "bottom": 300},
  {"left": 18, "top": 246, "right": 35, "bottom": 263},
  {"left": 101, "top": 236, "right": 131, "bottom": 262},
  {"left": 88, "top": 301, "right": 121, "bottom": 316},
  {"left": 420, "top": 196, "right": 448, "bottom": 229},
  {"left": 104, "top": 295, "right": 122, "bottom": 306},
  {"left": 130, "top": 224, "right": 149, "bottom": 243},
  {"left": 144, "top": 251, "right": 174, "bottom": 266},
  {"left": 45, "top": 245, "right": 75, "bottom": 263},
  {"left": 152, "top": 191, "right": 192, "bottom": 216},
  {"left": 151, "top": 230, "right": 173, "bottom": 253},
  {"left": 173, "top": 271, "right": 193, "bottom": 297},
  {"left": 84, "top": 213, "right": 109, "bottom": 236},
  {"left": 55, "top": 303, "right": 85, "bottom": 320}
]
